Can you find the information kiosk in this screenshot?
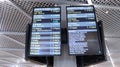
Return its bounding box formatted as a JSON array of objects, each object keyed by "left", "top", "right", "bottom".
[{"left": 25, "top": 5, "right": 106, "bottom": 67}]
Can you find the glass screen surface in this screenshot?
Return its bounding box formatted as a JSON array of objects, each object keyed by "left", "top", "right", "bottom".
[
  {"left": 67, "top": 6, "right": 101, "bottom": 55},
  {"left": 30, "top": 7, "right": 61, "bottom": 56}
]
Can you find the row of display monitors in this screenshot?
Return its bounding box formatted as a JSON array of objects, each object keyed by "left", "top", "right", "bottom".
[{"left": 29, "top": 6, "right": 102, "bottom": 56}]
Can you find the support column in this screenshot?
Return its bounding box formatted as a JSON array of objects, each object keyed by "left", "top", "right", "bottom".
[{"left": 54, "top": 44, "right": 77, "bottom": 67}]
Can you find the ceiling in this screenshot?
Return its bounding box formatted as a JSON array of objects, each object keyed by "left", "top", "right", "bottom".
[{"left": 0, "top": 0, "right": 120, "bottom": 67}]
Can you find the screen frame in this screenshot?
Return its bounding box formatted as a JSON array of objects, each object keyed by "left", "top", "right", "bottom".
[
  {"left": 28, "top": 6, "right": 62, "bottom": 57},
  {"left": 66, "top": 5, "right": 102, "bottom": 56}
]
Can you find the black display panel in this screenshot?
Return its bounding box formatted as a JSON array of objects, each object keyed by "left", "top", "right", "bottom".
[
  {"left": 29, "top": 7, "right": 61, "bottom": 56},
  {"left": 67, "top": 6, "right": 102, "bottom": 55}
]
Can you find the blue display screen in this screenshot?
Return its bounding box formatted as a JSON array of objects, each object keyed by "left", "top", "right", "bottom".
[
  {"left": 67, "top": 6, "right": 102, "bottom": 55},
  {"left": 30, "top": 7, "right": 61, "bottom": 56}
]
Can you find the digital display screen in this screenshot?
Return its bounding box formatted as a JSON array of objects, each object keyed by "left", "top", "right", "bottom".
[
  {"left": 67, "top": 6, "right": 102, "bottom": 55},
  {"left": 30, "top": 7, "right": 61, "bottom": 56}
]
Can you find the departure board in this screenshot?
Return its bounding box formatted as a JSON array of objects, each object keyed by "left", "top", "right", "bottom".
[
  {"left": 67, "top": 6, "right": 102, "bottom": 55},
  {"left": 30, "top": 7, "right": 61, "bottom": 56}
]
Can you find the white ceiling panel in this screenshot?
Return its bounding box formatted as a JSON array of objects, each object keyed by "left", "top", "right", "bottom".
[
  {"left": 0, "top": 35, "right": 24, "bottom": 48},
  {"left": 95, "top": 8, "right": 120, "bottom": 37},
  {"left": 92, "top": 0, "right": 120, "bottom": 7},
  {"left": 86, "top": 61, "right": 113, "bottom": 67},
  {"left": 10, "top": 0, "right": 56, "bottom": 15},
  {"left": 60, "top": 0, "right": 87, "bottom": 4},
  {"left": 105, "top": 38, "right": 120, "bottom": 52},
  {"left": 5, "top": 50, "right": 25, "bottom": 58},
  {"left": 111, "top": 53, "right": 120, "bottom": 62},
  {"left": 0, "top": 1, "right": 31, "bottom": 32},
  {"left": 114, "top": 61, "right": 120, "bottom": 67},
  {"left": 96, "top": 61, "right": 113, "bottom": 67},
  {"left": 5, "top": 34, "right": 25, "bottom": 44},
  {"left": 0, "top": 51, "right": 18, "bottom": 58}
]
